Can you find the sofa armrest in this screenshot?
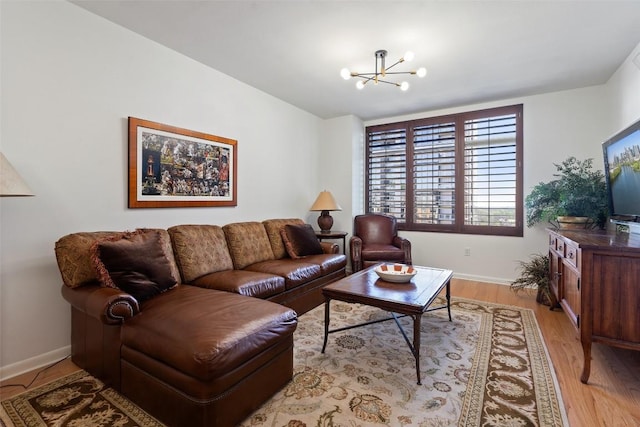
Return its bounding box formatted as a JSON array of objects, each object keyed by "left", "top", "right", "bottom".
[
  {"left": 320, "top": 242, "right": 339, "bottom": 254},
  {"left": 61, "top": 283, "right": 140, "bottom": 325},
  {"left": 392, "top": 236, "right": 412, "bottom": 265},
  {"left": 349, "top": 236, "right": 363, "bottom": 272}
]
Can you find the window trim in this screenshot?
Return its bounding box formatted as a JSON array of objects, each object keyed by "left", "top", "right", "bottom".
[{"left": 365, "top": 104, "right": 523, "bottom": 237}]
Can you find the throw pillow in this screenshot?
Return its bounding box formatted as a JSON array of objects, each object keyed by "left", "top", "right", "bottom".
[
  {"left": 281, "top": 224, "right": 323, "bottom": 259},
  {"left": 91, "top": 229, "right": 178, "bottom": 302}
]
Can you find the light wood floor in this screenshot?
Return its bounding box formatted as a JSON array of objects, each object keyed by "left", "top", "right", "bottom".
[{"left": 2, "top": 279, "right": 639, "bottom": 426}]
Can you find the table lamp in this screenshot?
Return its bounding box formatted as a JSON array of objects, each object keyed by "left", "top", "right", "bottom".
[
  {"left": 310, "top": 190, "right": 342, "bottom": 232},
  {"left": 1, "top": 152, "right": 33, "bottom": 196}
]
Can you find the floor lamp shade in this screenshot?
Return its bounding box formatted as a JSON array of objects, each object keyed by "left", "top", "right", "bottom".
[
  {"left": 310, "top": 191, "right": 342, "bottom": 232},
  {"left": 0, "top": 152, "right": 34, "bottom": 196}
]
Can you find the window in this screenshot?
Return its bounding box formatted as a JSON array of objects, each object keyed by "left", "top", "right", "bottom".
[{"left": 366, "top": 104, "right": 523, "bottom": 236}]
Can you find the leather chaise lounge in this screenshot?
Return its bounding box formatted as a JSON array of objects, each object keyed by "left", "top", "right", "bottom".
[{"left": 55, "top": 218, "right": 347, "bottom": 426}]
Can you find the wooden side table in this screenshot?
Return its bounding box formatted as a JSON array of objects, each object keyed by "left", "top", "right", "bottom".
[{"left": 315, "top": 230, "right": 347, "bottom": 254}]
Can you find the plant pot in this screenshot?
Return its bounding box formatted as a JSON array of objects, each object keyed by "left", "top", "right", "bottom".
[
  {"left": 536, "top": 287, "right": 557, "bottom": 307},
  {"left": 557, "top": 216, "right": 590, "bottom": 229}
]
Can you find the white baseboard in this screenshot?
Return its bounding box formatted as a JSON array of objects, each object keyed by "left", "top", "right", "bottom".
[
  {"left": 452, "top": 272, "right": 511, "bottom": 286},
  {"left": 0, "top": 346, "right": 71, "bottom": 382}
]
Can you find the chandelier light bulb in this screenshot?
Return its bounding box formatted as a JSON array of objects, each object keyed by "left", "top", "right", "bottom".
[
  {"left": 400, "top": 81, "right": 409, "bottom": 91},
  {"left": 416, "top": 67, "right": 427, "bottom": 78},
  {"left": 403, "top": 51, "right": 415, "bottom": 62},
  {"left": 356, "top": 80, "right": 365, "bottom": 90},
  {"left": 340, "top": 68, "right": 352, "bottom": 80}
]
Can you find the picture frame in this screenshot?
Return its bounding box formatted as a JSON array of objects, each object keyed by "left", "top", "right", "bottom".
[{"left": 128, "top": 117, "right": 237, "bottom": 208}]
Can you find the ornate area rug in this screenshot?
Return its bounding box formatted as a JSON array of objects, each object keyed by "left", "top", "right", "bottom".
[
  {"left": 0, "top": 370, "right": 160, "bottom": 426},
  {"left": 1, "top": 298, "right": 568, "bottom": 427}
]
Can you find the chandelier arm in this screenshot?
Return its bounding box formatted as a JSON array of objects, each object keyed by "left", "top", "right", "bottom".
[
  {"left": 354, "top": 72, "right": 412, "bottom": 79},
  {"left": 375, "top": 79, "right": 402, "bottom": 87},
  {"left": 384, "top": 58, "right": 405, "bottom": 72},
  {"left": 355, "top": 75, "right": 377, "bottom": 83},
  {"left": 353, "top": 75, "right": 403, "bottom": 86},
  {"left": 383, "top": 71, "right": 417, "bottom": 75}
]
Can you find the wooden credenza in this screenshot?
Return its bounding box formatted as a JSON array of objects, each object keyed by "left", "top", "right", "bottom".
[{"left": 548, "top": 228, "right": 640, "bottom": 383}]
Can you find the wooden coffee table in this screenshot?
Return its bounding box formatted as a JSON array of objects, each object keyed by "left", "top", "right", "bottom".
[{"left": 321, "top": 264, "right": 453, "bottom": 385}]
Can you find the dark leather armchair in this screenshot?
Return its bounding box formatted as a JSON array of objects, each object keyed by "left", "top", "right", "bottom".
[{"left": 349, "top": 213, "right": 412, "bottom": 272}]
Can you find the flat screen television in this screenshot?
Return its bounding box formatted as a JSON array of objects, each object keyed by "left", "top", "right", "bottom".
[{"left": 602, "top": 116, "right": 640, "bottom": 234}]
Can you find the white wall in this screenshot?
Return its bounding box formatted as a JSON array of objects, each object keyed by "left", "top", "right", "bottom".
[
  {"left": 0, "top": 1, "right": 322, "bottom": 377},
  {"left": 606, "top": 41, "right": 640, "bottom": 134},
  {"left": 316, "top": 115, "right": 364, "bottom": 258}
]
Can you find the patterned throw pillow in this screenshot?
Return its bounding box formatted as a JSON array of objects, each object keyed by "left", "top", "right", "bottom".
[
  {"left": 281, "top": 224, "right": 323, "bottom": 259},
  {"left": 91, "top": 229, "right": 178, "bottom": 302}
]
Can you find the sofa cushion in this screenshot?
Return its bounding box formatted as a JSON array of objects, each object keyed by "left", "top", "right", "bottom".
[
  {"left": 168, "top": 225, "right": 234, "bottom": 282},
  {"left": 121, "top": 286, "right": 297, "bottom": 380},
  {"left": 91, "top": 230, "right": 178, "bottom": 302},
  {"left": 223, "top": 222, "right": 275, "bottom": 269},
  {"left": 302, "top": 253, "right": 348, "bottom": 275},
  {"left": 281, "top": 224, "right": 323, "bottom": 259},
  {"left": 262, "top": 218, "right": 305, "bottom": 259},
  {"left": 55, "top": 231, "right": 120, "bottom": 288},
  {"left": 191, "top": 270, "right": 285, "bottom": 299},
  {"left": 245, "top": 259, "right": 322, "bottom": 290},
  {"left": 362, "top": 244, "right": 407, "bottom": 262}
]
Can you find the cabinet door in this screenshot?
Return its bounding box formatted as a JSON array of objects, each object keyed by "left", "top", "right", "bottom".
[
  {"left": 591, "top": 253, "right": 640, "bottom": 343},
  {"left": 561, "top": 263, "right": 581, "bottom": 330}
]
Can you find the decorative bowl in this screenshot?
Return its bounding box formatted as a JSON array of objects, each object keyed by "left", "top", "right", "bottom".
[{"left": 374, "top": 264, "right": 417, "bottom": 283}]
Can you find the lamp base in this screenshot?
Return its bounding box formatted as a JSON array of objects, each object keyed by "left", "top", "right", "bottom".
[{"left": 317, "top": 210, "right": 334, "bottom": 232}]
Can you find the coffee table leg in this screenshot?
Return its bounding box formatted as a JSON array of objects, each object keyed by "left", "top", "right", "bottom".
[
  {"left": 321, "top": 298, "right": 331, "bottom": 353},
  {"left": 446, "top": 280, "right": 452, "bottom": 321},
  {"left": 413, "top": 314, "right": 422, "bottom": 385}
]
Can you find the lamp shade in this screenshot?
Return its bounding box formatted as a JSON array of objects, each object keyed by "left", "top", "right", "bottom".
[
  {"left": 310, "top": 191, "right": 342, "bottom": 211},
  {"left": 1, "top": 152, "right": 34, "bottom": 196}
]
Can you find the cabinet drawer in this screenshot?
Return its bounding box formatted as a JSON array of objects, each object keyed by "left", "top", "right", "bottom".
[
  {"left": 564, "top": 243, "right": 579, "bottom": 268},
  {"left": 549, "top": 234, "right": 564, "bottom": 253}
]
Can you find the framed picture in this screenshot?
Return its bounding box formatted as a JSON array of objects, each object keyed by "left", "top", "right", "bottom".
[{"left": 128, "top": 117, "right": 237, "bottom": 208}]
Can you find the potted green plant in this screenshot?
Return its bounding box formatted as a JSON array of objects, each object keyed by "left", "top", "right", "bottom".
[
  {"left": 525, "top": 157, "right": 608, "bottom": 229},
  {"left": 510, "top": 253, "right": 555, "bottom": 306}
]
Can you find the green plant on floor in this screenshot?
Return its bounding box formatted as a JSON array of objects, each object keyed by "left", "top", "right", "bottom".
[
  {"left": 525, "top": 157, "right": 608, "bottom": 229},
  {"left": 510, "top": 253, "right": 554, "bottom": 306}
]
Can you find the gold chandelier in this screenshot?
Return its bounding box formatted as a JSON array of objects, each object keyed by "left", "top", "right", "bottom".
[{"left": 341, "top": 49, "right": 427, "bottom": 91}]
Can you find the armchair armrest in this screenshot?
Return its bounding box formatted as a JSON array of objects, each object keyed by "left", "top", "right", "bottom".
[
  {"left": 61, "top": 283, "right": 140, "bottom": 325},
  {"left": 392, "top": 236, "right": 412, "bottom": 265},
  {"left": 320, "top": 242, "right": 339, "bottom": 254},
  {"left": 350, "top": 236, "right": 363, "bottom": 272}
]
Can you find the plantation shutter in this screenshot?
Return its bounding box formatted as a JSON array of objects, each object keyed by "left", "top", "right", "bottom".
[
  {"left": 413, "top": 122, "right": 456, "bottom": 224},
  {"left": 367, "top": 126, "right": 407, "bottom": 221},
  {"left": 463, "top": 112, "right": 519, "bottom": 229}
]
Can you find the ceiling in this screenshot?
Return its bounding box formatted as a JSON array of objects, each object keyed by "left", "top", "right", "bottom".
[{"left": 72, "top": 1, "right": 640, "bottom": 121}]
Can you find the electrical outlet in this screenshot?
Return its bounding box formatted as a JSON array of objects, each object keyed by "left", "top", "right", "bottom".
[{"left": 464, "top": 247, "right": 471, "bottom": 256}]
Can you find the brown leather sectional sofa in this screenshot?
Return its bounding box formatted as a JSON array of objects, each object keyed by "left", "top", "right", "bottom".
[{"left": 55, "top": 218, "right": 347, "bottom": 426}]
